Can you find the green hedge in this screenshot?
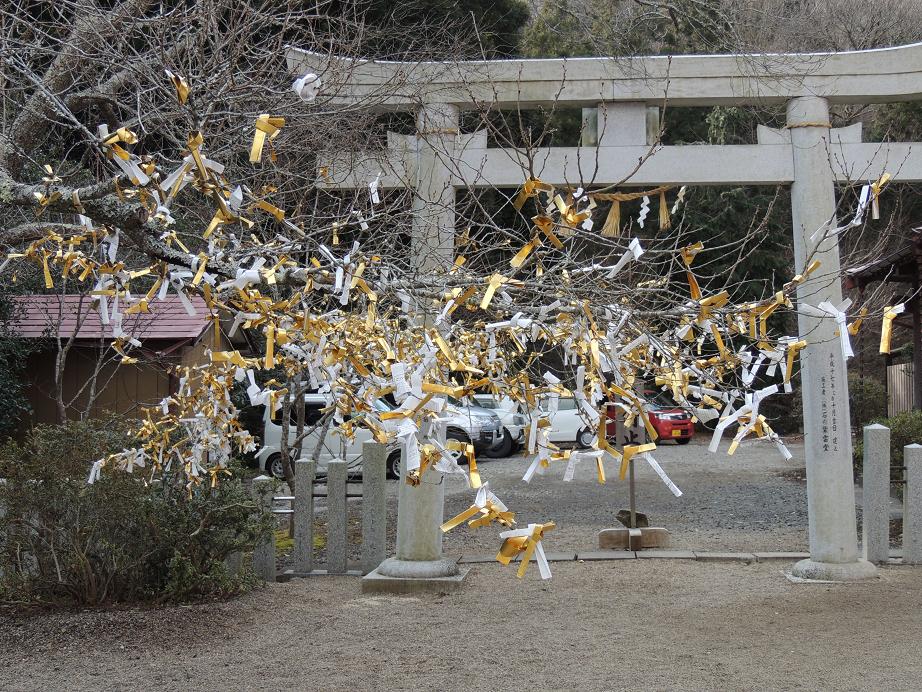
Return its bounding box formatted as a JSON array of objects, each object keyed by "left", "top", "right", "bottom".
[
  {"left": 0, "top": 417, "right": 272, "bottom": 607},
  {"left": 853, "top": 409, "right": 922, "bottom": 483}
]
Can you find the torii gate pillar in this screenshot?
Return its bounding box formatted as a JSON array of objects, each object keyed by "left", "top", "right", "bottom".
[
  {"left": 411, "top": 103, "right": 459, "bottom": 273},
  {"left": 787, "top": 96, "right": 876, "bottom": 581}
]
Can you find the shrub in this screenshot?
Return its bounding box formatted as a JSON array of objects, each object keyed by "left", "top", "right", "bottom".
[
  {"left": 0, "top": 417, "right": 272, "bottom": 607},
  {"left": 760, "top": 390, "right": 803, "bottom": 435},
  {"left": 848, "top": 374, "right": 887, "bottom": 431},
  {"left": 853, "top": 409, "right": 922, "bottom": 485}
]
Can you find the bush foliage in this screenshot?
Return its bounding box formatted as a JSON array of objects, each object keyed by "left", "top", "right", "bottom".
[
  {"left": 0, "top": 417, "right": 272, "bottom": 607},
  {"left": 853, "top": 409, "right": 922, "bottom": 484},
  {"left": 848, "top": 374, "right": 887, "bottom": 432}
]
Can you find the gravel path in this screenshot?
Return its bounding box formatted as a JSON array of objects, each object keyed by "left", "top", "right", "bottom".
[
  {"left": 4, "top": 559, "right": 921, "bottom": 691},
  {"left": 439, "top": 436, "right": 810, "bottom": 556},
  {"left": 288, "top": 436, "right": 810, "bottom": 568}
]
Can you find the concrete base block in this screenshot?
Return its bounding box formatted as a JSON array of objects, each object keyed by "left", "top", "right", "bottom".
[
  {"left": 695, "top": 552, "right": 756, "bottom": 562},
  {"left": 279, "top": 569, "right": 363, "bottom": 581},
  {"left": 458, "top": 554, "right": 498, "bottom": 564},
  {"left": 790, "top": 558, "right": 878, "bottom": 582},
  {"left": 753, "top": 552, "right": 810, "bottom": 561},
  {"left": 577, "top": 551, "right": 638, "bottom": 560},
  {"left": 636, "top": 549, "right": 696, "bottom": 559},
  {"left": 514, "top": 552, "right": 577, "bottom": 562},
  {"left": 598, "top": 527, "right": 670, "bottom": 550},
  {"left": 362, "top": 565, "right": 470, "bottom": 594}
]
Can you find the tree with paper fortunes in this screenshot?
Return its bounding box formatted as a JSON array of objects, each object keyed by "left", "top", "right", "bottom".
[{"left": 0, "top": 0, "right": 883, "bottom": 578}]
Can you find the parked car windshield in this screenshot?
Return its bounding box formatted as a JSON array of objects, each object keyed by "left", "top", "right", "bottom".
[{"left": 372, "top": 398, "right": 393, "bottom": 412}]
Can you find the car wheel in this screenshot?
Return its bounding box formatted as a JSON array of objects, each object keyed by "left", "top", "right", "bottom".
[
  {"left": 446, "top": 429, "right": 471, "bottom": 466},
  {"left": 676, "top": 438, "right": 691, "bottom": 445},
  {"left": 386, "top": 450, "right": 402, "bottom": 479},
  {"left": 267, "top": 453, "right": 288, "bottom": 480},
  {"left": 484, "top": 429, "right": 514, "bottom": 458},
  {"left": 577, "top": 428, "right": 595, "bottom": 448}
]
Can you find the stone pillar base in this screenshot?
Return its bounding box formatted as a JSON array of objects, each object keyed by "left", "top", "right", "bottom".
[
  {"left": 790, "top": 558, "right": 878, "bottom": 582},
  {"left": 376, "top": 557, "right": 459, "bottom": 579},
  {"left": 362, "top": 558, "right": 468, "bottom": 594}
]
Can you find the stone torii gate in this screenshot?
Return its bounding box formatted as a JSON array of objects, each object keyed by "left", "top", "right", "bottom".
[{"left": 289, "top": 42, "right": 922, "bottom": 582}]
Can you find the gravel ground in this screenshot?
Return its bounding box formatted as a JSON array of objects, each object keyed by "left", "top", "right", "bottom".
[
  {"left": 440, "top": 436, "right": 810, "bottom": 556},
  {"left": 4, "top": 559, "right": 922, "bottom": 691},
  {"left": 289, "top": 435, "right": 811, "bottom": 568}
]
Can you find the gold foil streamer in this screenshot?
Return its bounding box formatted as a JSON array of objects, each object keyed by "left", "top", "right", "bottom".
[{"left": 249, "top": 115, "right": 285, "bottom": 163}]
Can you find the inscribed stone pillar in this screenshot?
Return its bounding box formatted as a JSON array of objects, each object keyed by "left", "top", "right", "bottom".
[{"left": 787, "top": 96, "right": 876, "bottom": 581}]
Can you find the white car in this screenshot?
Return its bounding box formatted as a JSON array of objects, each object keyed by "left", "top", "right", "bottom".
[
  {"left": 256, "top": 394, "right": 502, "bottom": 480},
  {"left": 546, "top": 397, "right": 596, "bottom": 448},
  {"left": 471, "top": 394, "right": 527, "bottom": 457},
  {"left": 256, "top": 394, "right": 401, "bottom": 479}
]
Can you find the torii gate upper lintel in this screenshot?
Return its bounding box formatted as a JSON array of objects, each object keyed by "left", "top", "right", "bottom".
[{"left": 287, "top": 43, "right": 922, "bottom": 581}]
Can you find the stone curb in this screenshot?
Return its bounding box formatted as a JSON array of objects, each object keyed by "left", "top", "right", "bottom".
[
  {"left": 302, "top": 550, "right": 905, "bottom": 573},
  {"left": 457, "top": 550, "right": 818, "bottom": 564}
]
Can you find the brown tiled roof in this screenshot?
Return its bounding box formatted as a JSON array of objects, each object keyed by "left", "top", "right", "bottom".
[{"left": 10, "top": 294, "right": 209, "bottom": 341}]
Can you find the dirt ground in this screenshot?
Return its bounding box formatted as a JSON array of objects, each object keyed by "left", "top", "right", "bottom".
[
  {"left": 5, "top": 436, "right": 914, "bottom": 691},
  {"left": 3, "top": 559, "right": 921, "bottom": 691}
]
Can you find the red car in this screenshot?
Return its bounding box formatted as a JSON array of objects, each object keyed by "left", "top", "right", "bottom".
[
  {"left": 604, "top": 394, "right": 695, "bottom": 445},
  {"left": 648, "top": 406, "right": 694, "bottom": 444}
]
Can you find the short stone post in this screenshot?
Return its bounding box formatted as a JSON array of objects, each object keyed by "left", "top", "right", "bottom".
[
  {"left": 365, "top": 429, "right": 467, "bottom": 593},
  {"left": 904, "top": 444, "right": 922, "bottom": 564},
  {"left": 361, "top": 442, "right": 387, "bottom": 575},
  {"left": 862, "top": 424, "right": 891, "bottom": 564},
  {"left": 251, "top": 475, "right": 276, "bottom": 582},
  {"left": 293, "top": 459, "right": 315, "bottom": 574},
  {"left": 326, "top": 459, "right": 348, "bottom": 573}
]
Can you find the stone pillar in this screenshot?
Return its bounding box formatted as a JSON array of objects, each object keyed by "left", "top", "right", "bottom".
[
  {"left": 326, "top": 459, "right": 348, "bottom": 573},
  {"left": 583, "top": 103, "right": 657, "bottom": 148},
  {"left": 862, "top": 424, "right": 890, "bottom": 564},
  {"left": 787, "top": 96, "right": 876, "bottom": 580},
  {"left": 374, "top": 434, "right": 459, "bottom": 580},
  {"left": 293, "top": 459, "right": 315, "bottom": 573},
  {"left": 411, "top": 102, "right": 458, "bottom": 274},
  {"left": 581, "top": 107, "right": 598, "bottom": 146},
  {"left": 904, "top": 444, "right": 922, "bottom": 564},
  {"left": 361, "top": 442, "right": 387, "bottom": 575},
  {"left": 251, "top": 475, "right": 276, "bottom": 582}
]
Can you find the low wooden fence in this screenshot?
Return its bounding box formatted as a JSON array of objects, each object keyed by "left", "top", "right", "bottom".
[
  {"left": 887, "top": 362, "right": 914, "bottom": 416},
  {"left": 250, "top": 441, "right": 388, "bottom": 580}
]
